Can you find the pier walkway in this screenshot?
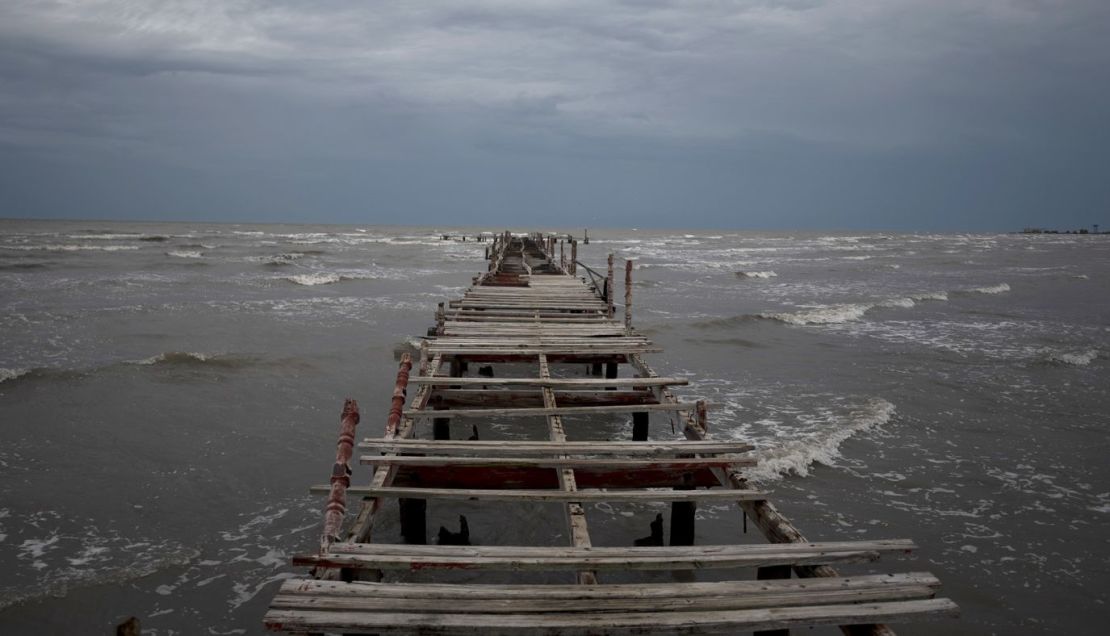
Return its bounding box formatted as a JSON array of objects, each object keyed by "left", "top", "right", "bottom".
[{"left": 264, "top": 232, "right": 957, "bottom": 634}]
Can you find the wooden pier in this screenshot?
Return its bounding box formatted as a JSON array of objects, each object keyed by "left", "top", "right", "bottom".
[{"left": 265, "top": 232, "right": 958, "bottom": 634}]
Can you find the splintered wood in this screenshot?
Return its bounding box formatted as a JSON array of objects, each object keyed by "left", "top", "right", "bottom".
[{"left": 266, "top": 232, "right": 958, "bottom": 635}]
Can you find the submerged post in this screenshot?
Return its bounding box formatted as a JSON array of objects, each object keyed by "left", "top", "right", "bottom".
[
  {"left": 624, "top": 259, "right": 633, "bottom": 333},
  {"left": 606, "top": 253, "right": 614, "bottom": 319}
]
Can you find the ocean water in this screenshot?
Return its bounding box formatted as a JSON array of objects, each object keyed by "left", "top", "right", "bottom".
[{"left": 0, "top": 219, "right": 1107, "bottom": 634}]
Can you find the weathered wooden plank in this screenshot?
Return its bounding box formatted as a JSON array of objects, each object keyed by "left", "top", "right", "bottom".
[
  {"left": 403, "top": 403, "right": 693, "bottom": 419},
  {"left": 388, "top": 465, "right": 729, "bottom": 489},
  {"left": 274, "top": 572, "right": 941, "bottom": 600},
  {"left": 292, "top": 539, "right": 915, "bottom": 571},
  {"left": 408, "top": 376, "right": 689, "bottom": 388},
  {"left": 358, "top": 439, "right": 755, "bottom": 456},
  {"left": 270, "top": 574, "right": 940, "bottom": 614},
  {"left": 360, "top": 456, "right": 755, "bottom": 469},
  {"left": 538, "top": 352, "right": 597, "bottom": 585},
  {"left": 429, "top": 389, "right": 658, "bottom": 408},
  {"left": 264, "top": 600, "right": 959, "bottom": 634},
  {"left": 427, "top": 347, "right": 663, "bottom": 356},
  {"left": 308, "top": 485, "right": 768, "bottom": 502}
]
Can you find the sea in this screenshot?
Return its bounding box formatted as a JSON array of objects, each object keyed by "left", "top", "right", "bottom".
[{"left": 0, "top": 219, "right": 1107, "bottom": 634}]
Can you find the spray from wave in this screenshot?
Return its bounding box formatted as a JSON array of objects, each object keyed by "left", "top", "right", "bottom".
[
  {"left": 962, "top": 283, "right": 1011, "bottom": 295},
  {"left": 282, "top": 271, "right": 383, "bottom": 286},
  {"left": 744, "top": 398, "right": 897, "bottom": 482},
  {"left": 1040, "top": 349, "right": 1099, "bottom": 367}
]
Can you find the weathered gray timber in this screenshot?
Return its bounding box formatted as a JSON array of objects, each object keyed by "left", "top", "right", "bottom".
[{"left": 264, "top": 231, "right": 958, "bottom": 635}]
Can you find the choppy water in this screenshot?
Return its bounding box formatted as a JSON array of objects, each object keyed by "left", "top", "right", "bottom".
[{"left": 1, "top": 220, "right": 1107, "bottom": 634}]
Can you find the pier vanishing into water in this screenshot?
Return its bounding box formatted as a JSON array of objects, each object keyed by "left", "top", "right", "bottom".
[{"left": 264, "top": 232, "right": 958, "bottom": 634}]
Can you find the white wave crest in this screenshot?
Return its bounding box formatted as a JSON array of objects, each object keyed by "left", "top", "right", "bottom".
[
  {"left": 910, "top": 291, "right": 948, "bottom": 302},
  {"left": 133, "top": 352, "right": 211, "bottom": 365},
  {"left": 761, "top": 304, "right": 870, "bottom": 325},
  {"left": 0, "top": 368, "right": 30, "bottom": 384},
  {"left": 283, "top": 270, "right": 383, "bottom": 286},
  {"left": 880, "top": 298, "right": 916, "bottom": 309},
  {"left": 736, "top": 271, "right": 778, "bottom": 279},
  {"left": 284, "top": 272, "right": 342, "bottom": 286},
  {"left": 968, "top": 283, "right": 1011, "bottom": 294},
  {"left": 1043, "top": 349, "right": 1098, "bottom": 366},
  {"left": 166, "top": 250, "right": 203, "bottom": 259},
  {"left": 745, "top": 398, "right": 897, "bottom": 482}
]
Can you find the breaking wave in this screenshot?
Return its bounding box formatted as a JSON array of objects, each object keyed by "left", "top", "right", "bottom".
[
  {"left": 0, "top": 367, "right": 84, "bottom": 386},
  {"left": 166, "top": 250, "right": 204, "bottom": 259},
  {"left": 757, "top": 292, "right": 948, "bottom": 325},
  {"left": 736, "top": 271, "right": 778, "bottom": 279},
  {"left": 0, "top": 367, "right": 30, "bottom": 384},
  {"left": 760, "top": 304, "right": 871, "bottom": 325},
  {"left": 283, "top": 272, "right": 377, "bottom": 286},
  {"left": 1040, "top": 349, "right": 1098, "bottom": 367},
  {"left": 961, "top": 283, "right": 1011, "bottom": 295},
  {"left": 129, "top": 352, "right": 261, "bottom": 370},
  {"left": 744, "top": 398, "right": 897, "bottom": 482}
]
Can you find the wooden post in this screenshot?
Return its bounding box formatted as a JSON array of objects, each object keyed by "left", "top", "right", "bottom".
[
  {"left": 570, "top": 240, "right": 577, "bottom": 275},
  {"left": 632, "top": 411, "right": 649, "bottom": 441},
  {"left": 398, "top": 497, "right": 427, "bottom": 544},
  {"left": 754, "top": 565, "right": 793, "bottom": 636},
  {"left": 584, "top": 228, "right": 589, "bottom": 244},
  {"left": 436, "top": 302, "right": 445, "bottom": 335},
  {"left": 606, "top": 253, "right": 614, "bottom": 318},
  {"left": 624, "top": 259, "right": 633, "bottom": 333},
  {"left": 670, "top": 491, "right": 696, "bottom": 546},
  {"left": 591, "top": 362, "right": 602, "bottom": 376},
  {"left": 560, "top": 241, "right": 565, "bottom": 270},
  {"left": 321, "top": 399, "right": 360, "bottom": 550},
  {"left": 605, "top": 361, "right": 618, "bottom": 391}
]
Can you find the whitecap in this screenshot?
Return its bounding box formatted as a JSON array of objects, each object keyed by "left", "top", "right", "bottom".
[
  {"left": 0, "top": 368, "right": 30, "bottom": 384},
  {"left": 967, "top": 283, "right": 1011, "bottom": 294},
  {"left": 284, "top": 272, "right": 342, "bottom": 286},
  {"left": 760, "top": 304, "right": 871, "bottom": 325},
  {"left": 166, "top": 250, "right": 204, "bottom": 259},
  {"left": 736, "top": 271, "right": 778, "bottom": 279},
  {"left": 133, "top": 352, "right": 211, "bottom": 365},
  {"left": 1042, "top": 349, "right": 1098, "bottom": 366},
  {"left": 744, "top": 398, "right": 897, "bottom": 482}
]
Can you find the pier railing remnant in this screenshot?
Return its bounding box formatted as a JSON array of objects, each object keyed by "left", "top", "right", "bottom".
[{"left": 266, "top": 231, "right": 958, "bottom": 635}]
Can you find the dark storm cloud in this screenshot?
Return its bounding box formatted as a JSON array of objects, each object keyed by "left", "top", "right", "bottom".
[{"left": 1, "top": 1, "right": 1108, "bottom": 229}]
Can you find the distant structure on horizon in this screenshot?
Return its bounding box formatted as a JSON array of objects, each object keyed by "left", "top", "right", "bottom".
[{"left": 1021, "top": 225, "right": 1104, "bottom": 235}]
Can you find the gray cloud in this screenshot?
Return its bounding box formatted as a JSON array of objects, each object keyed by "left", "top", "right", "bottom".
[{"left": 1, "top": 0, "right": 1108, "bottom": 229}]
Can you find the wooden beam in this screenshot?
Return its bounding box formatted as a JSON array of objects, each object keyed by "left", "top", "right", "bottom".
[
  {"left": 265, "top": 600, "right": 958, "bottom": 634},
  {"left": 402, "top": 403, "right": 694, "bottom": 419},
  {"left": 358, "top": 439, "right": 755, "bottom": 456},
  {"left": 309, "top": 486, "right": 768, "bottom": 502},
  {"left": 292, "top": 539, "right": 916, "bottom": 572},
  {"left": 407, "top": 376, "right": 690, "bottom": 388},
  {"left": 360, "top": 456, "right": 755, "bottom": 469}
]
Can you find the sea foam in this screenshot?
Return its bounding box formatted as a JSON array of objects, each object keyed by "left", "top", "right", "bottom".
[{"left": 745, "top": 398, "right": 897, "bottom": 482}]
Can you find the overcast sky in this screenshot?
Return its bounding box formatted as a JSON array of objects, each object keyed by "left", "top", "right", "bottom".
[{"left": 1, "top": 1, "right": 1107, "bottom": 230}]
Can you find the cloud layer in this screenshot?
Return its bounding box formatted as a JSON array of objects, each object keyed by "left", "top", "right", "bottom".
[{"left": 2, "top": 1, "right": 1108, "bottom": 229}]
